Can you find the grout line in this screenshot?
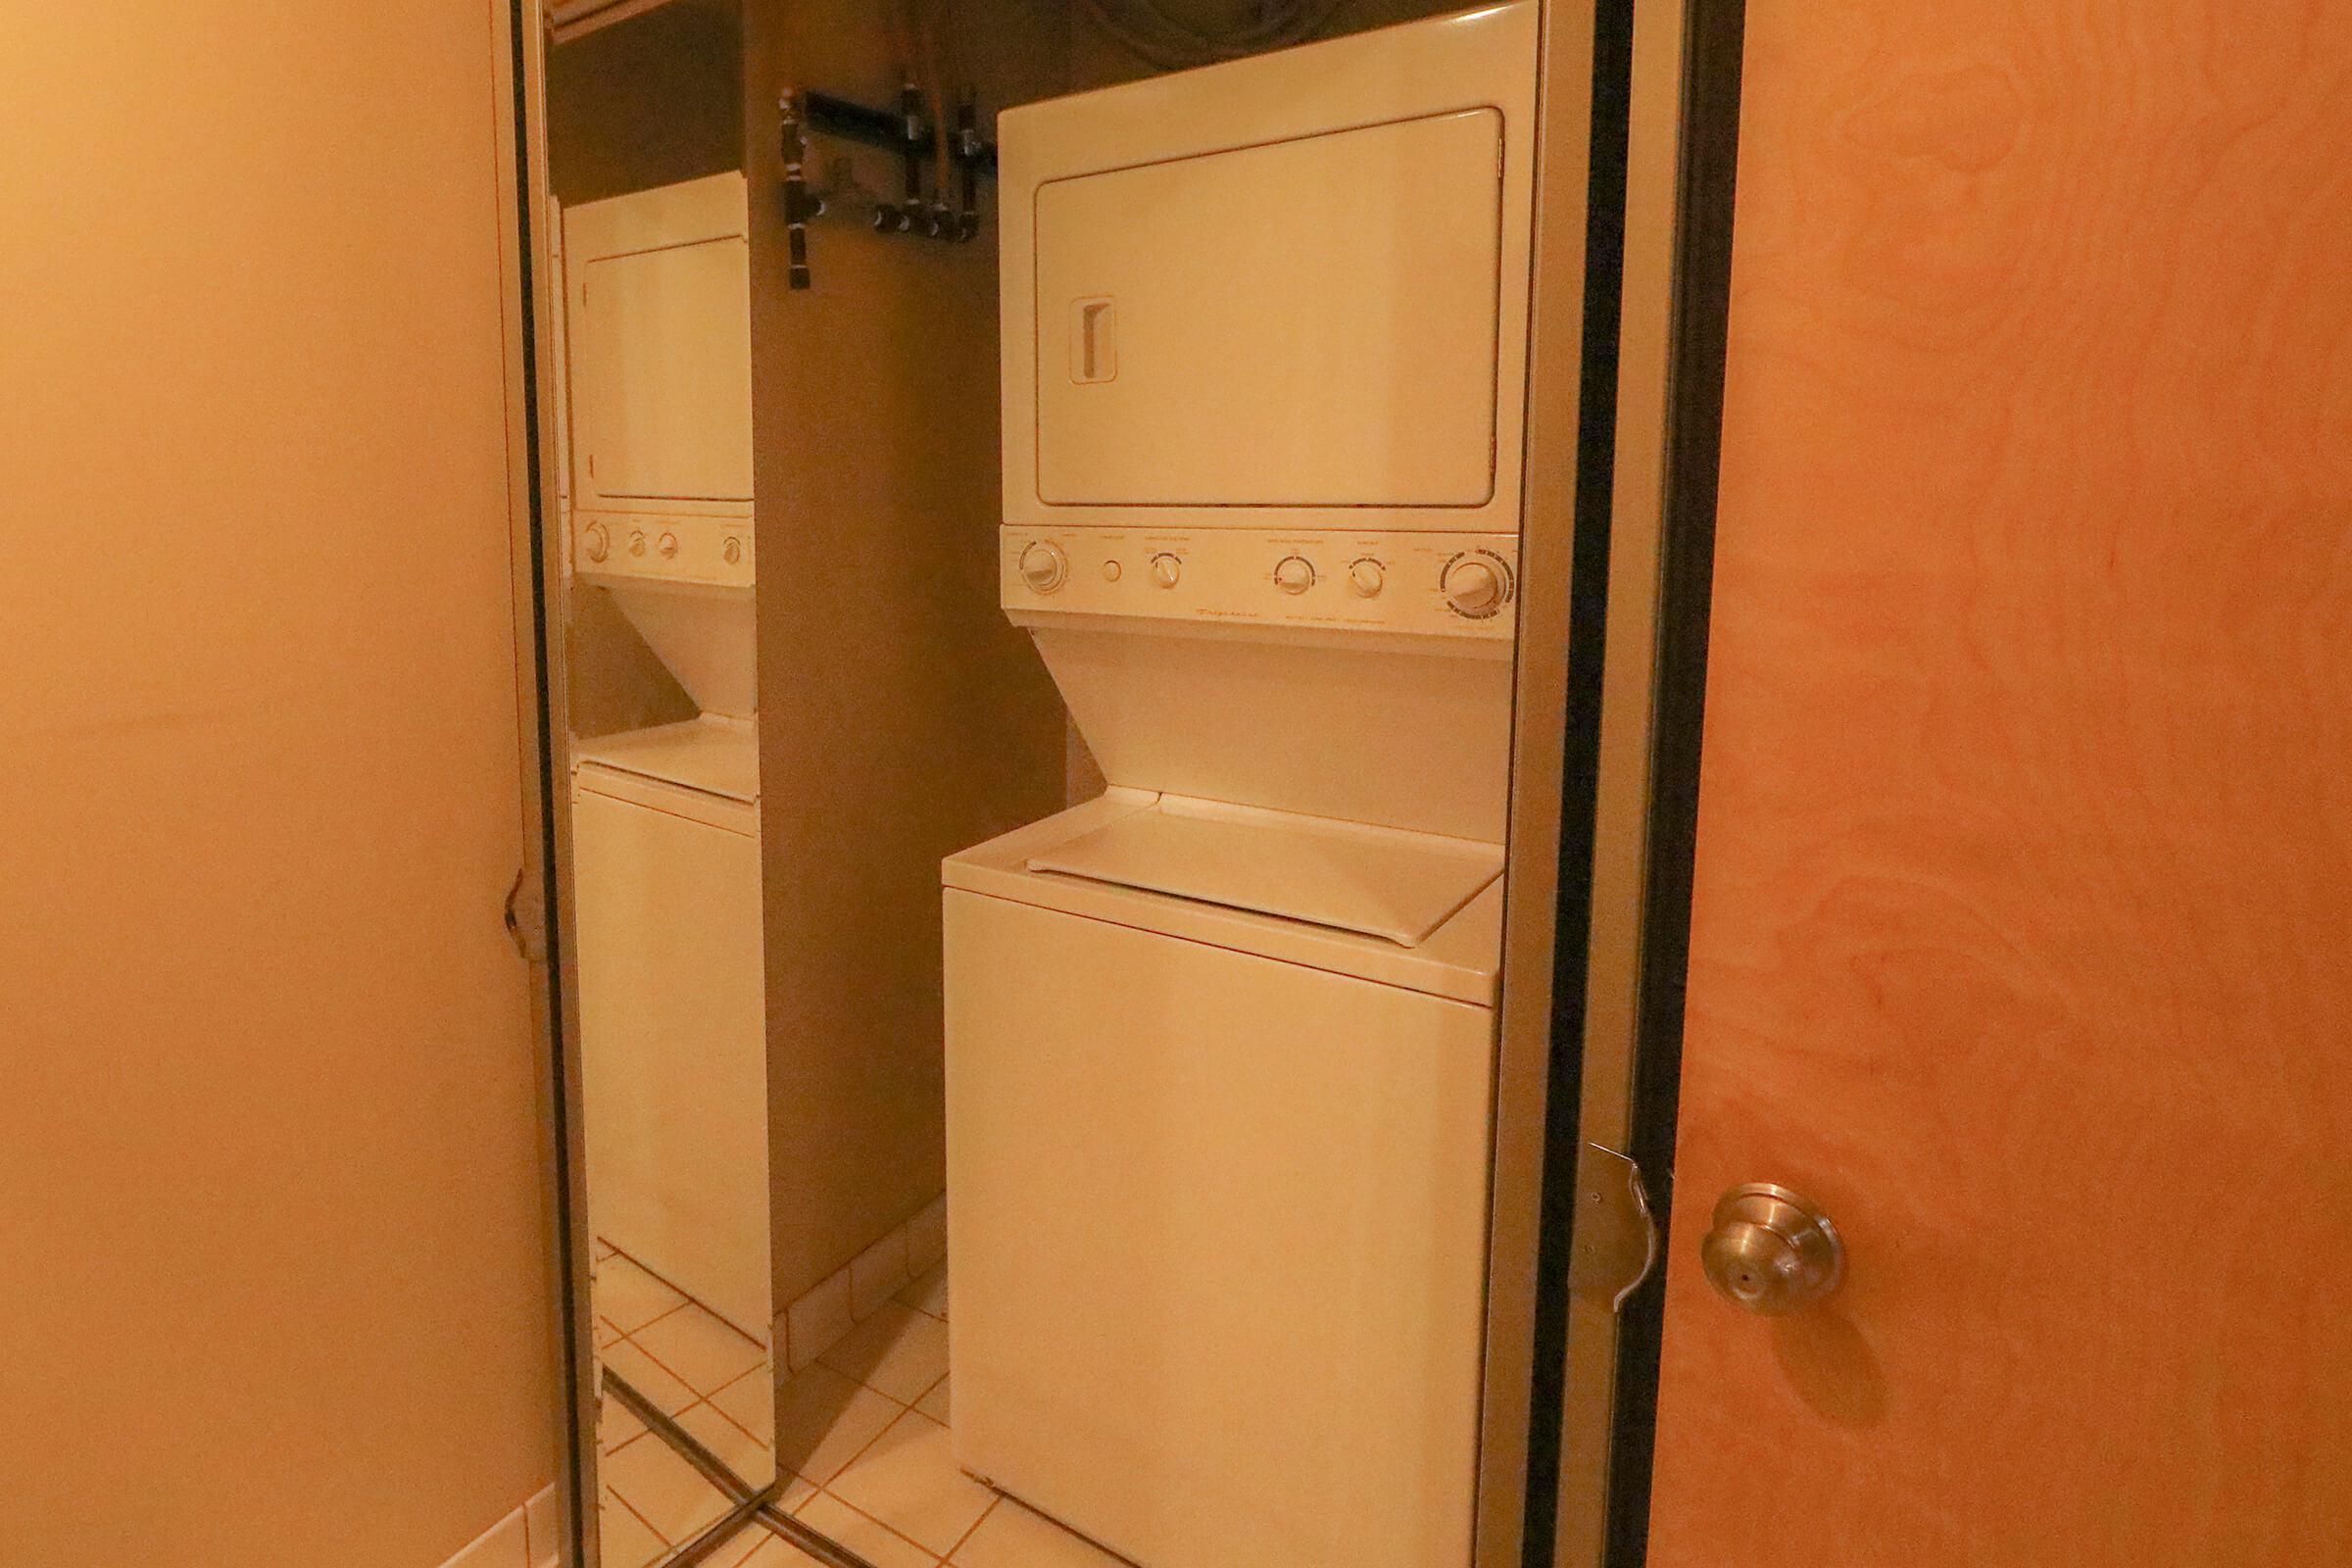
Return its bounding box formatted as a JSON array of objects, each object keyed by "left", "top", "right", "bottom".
[
  {"left": 608, "top": 1297, "right": 693, "bottom": 1341},
  {"left": 618, "top": 1327, "right": 762, "bottom": 1408},
  {"left": 810, "top": 1488, "right": 955, "bottom": 1565},
  {"left": 609, "top": 1487, "right": 675, "bottom": 1548},
  {"left": 680, "top": 1392, "right": 776, "bottom": 1454},
  {"left": 940, "top": 1494, "right": 1001, "bottom": 1563}
]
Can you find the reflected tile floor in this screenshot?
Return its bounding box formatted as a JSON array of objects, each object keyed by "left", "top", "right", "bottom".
[
  {"left": 712, "top": 1257, "right": 1132, "bottom": 1568},
  {"left": 593, "top": 1239, "right": 775, "bottom": 1568}
]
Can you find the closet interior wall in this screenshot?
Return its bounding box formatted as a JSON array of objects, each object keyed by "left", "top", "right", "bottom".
[{"left": 741, "top": 0, "right": 1074, "bottom": 1314}]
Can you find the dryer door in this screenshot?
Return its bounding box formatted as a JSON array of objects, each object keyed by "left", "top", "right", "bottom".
[
  {"left": 572, "top": 232, "right": 754, "bottom": 506},
  {"left": 1031, "top": 109, "right": 1505, "bottom": 510}
]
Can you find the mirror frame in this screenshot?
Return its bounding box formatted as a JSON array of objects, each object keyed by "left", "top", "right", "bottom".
[{"left": 487, "top": 2, "right": 1658, "bottom": 1563}]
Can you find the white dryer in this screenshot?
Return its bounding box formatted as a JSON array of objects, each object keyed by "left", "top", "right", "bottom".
[{"left": 948, "top": 8, "right": 1539, "bottom": 1565}]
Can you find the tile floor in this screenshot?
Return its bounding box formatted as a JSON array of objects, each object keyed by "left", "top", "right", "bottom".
[
  {"left": 592, "top": 1241, "right": 776, "bottom": 1568},
  {"left": 599, "top": 1243, "right": 1131, "bottom": 1568}
]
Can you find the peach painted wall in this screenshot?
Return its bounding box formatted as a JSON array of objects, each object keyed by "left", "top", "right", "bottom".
[{"left": 0, "top": 5, "right": 556, "bottom": 1566}]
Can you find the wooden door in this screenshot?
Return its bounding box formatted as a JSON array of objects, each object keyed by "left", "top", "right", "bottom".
[{"left": 1644, "top": 2, "right": 2352, "bottom": 1563}]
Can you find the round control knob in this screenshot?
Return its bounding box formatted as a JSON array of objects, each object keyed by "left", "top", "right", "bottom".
[
  {"left": 583, "top": 523, "right": 610, "bottom": 564},
  {"left": 1150, "top": 553, "right": 1182, "bottom": 589},
  {"left": 1273, "top": 556, "right": 1315, "bottom": 595},
  {"left": 1442, "top": 555, "right": 1509, "bottom": 617},
  {"left": 1102, "top": 560, "right": 1122, "bottom": 582},
  {"left": 1347, "top": 558, "right": 1385, "bottom": 599},
  {"left": 658, "top": 531, "right": 679, "bottom": 560},
  {"left": 721, "top": 536, "right": 742, "bottom": 564},
  {"left": 1019, "top": 541, "right": 1068, "bottom": 594},
  {"left": 628, "top": 529, "right": 647, "bottom": 558}
]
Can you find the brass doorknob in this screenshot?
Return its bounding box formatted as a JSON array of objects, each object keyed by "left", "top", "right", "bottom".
[{"left": 1699, "top": 1183, "right": 1843, "bottom": 1315}]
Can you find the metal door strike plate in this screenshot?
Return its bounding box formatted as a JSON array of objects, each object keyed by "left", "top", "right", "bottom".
[{"left": 1567, "top": 1144, "right": 1659, "bottom": 1312}]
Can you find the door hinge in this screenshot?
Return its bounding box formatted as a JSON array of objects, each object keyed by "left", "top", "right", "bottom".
[
  {"left": 1567, "top": 1143, "right": 1660, "bottom": 1312},
  {"left": 504, "top": 864, "right": 549, "bottom": 967}
]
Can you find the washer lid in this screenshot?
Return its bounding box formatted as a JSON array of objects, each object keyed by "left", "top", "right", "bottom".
[
  {"left": 1025, "top": 796, "right": 1500, "bottom": 949},
  {"left": 574, "top": 716, "right": 759, "bottom": 804}
]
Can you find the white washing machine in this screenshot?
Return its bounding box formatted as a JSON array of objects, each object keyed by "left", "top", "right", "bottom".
[
  {"left": 572, "top": 715, "right": 769, "bottom": 1342},
  {"left": 946, "top": 792, "right": 1504, "bottom": 1568},
  {"left": 948, "top": 8, "right": 1539, "bottom": 1566}
]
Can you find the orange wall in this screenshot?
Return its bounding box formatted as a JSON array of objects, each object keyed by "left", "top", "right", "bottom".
[{"left": 0, "top": 6, "right": 556, "bottom": 1566}]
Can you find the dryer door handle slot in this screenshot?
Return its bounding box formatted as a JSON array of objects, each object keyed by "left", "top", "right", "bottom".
[{"left": 1072, "top": 297, "right": 1117, "bottom": 384}]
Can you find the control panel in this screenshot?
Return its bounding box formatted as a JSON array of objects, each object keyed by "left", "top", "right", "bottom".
[
  {"left": 575, "top": 511, "right": 755, "bottom": 590},
  {"left": 1001, "top": 527, "right": 1516, "bottom": 641}
]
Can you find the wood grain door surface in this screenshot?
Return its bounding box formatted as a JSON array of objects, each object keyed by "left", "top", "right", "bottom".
[{"left": 1646, "top": 2, "right": 2352, "bottom": 1563}]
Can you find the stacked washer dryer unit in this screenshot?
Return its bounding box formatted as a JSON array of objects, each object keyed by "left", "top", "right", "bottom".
[
  {"left": 563, "top": 172, "right": 772, "bottom": 1343},
  {"left": 944, "top": 8, "right": 1537, "bottom": 1568}
]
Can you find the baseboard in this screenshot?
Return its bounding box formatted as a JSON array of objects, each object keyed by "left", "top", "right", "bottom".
[
  {"left": 439, "top": 1482, "right": 563, "bottom": 1568},
  {"left": 776, "top": 1191, "right": 948, "bottom": 1375}
]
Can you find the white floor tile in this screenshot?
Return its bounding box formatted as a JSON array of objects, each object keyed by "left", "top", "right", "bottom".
[
  {"left": 913, "top": 1375, "right": 950, "bottom": 1426},
  {"left": 674, "top": 1399, "right": 775, "bottom": 1489},
  {"left": 774, "top": 1469, "right": 820, "bottom": 1515},
  {"left": 602, "top": 1434, "right": 732, "bottom": 1544},
  {"left": 791, "top": 1494, "right": 935, "bottom": 1568},
  {"left": 818, "top": 1301, "right": 950, "bottom": 1405},
  {"left": 730, "top": 1530, "right": 833, "bottom": 1567},
  {"left": 603, "top": 1340, "right": 700, "bottom": 1417},
  {"left": 597, "top": 1494, "right": 669, "bottom": 1568},
  {"left": 827, "top": 1408, "right": 996, "bottom": 1556},
  {"left": 598, "top": 1256, "right": 688, "bottom": 1333},
  {"left": 600, "top": 1391, "right": 650, "bottom": 1455},
  {"left": 707, "top": 1366, "right": 777, "bottom": 1446},
  {"left": 633, "top": 1300, "right": 767, "bottom": 1396},
  {"left": 772, "top": 1362, "right": 903, "bottom": 1485},
  {"left": 952, "top": 1495, "right": 1130, "bottom": 1568}
]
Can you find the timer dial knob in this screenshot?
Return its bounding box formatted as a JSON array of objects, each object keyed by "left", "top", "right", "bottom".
[
  {"left": 583, "top": 523, "right": 610, "bottom": 564},
  {"left": 1273, "top": 556, "right": 1315, "bottom": 595},
  {"left": 1347, "top": 558, "right": 1385, "bottom": 598},
  {"left": 1150, "top": 552, "right": 1182, "bottom": 589},
  {"left": 1019, "top": 540, "right": 1069, "bottom": 594},
  {"left": 1442, "top": 554, "right": 1511, "bottom": 617}
]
